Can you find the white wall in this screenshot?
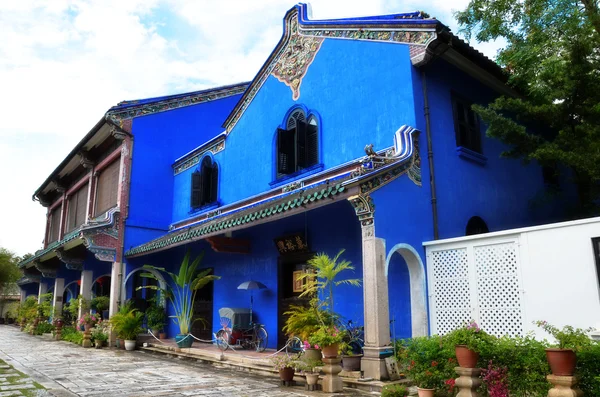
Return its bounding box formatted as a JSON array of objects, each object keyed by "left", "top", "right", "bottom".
[{"left": 424, "top": 217, "right": 600, "bottom": 340}]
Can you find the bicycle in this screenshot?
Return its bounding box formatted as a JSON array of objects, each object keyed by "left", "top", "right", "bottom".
[
  {"left": 284, "top": 336, "right": 303, "bottom": 354},
  {"left": 215, "top": 309, "right": 268, "bottom": 352}
]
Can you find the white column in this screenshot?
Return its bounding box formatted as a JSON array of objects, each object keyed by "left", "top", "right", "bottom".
[
  {"left": 79, "top": 270, "right": 93, "bottom": 318},
  {"left": 53, "top": 278, "right": 65, "bottom": 318},
  {"left": 37, "top": 282, "right": 48, "bottom": 304},
  {"left": 109, "top": 262, "right": 122, "bottom": 318},
  {"left": 19, "top": 289, "right": 26, "bottom": 304}
]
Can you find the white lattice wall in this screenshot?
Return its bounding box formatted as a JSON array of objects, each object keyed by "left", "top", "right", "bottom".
[{"left": 427, "top": 239, "right": 524, "bottom": 337}]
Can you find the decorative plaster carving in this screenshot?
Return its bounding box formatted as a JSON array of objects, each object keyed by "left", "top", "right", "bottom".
[
  {"left": 33, "top": 261, "right": 59, "bottom": 278},
  {"left": 55, "top": 247, "right": 85, "bottom": 271},
  {"left": 78, "top": 152, "right": 94, "bottom": 169},
  {"left": 173, "top": 140, "right": 226, "bottom": 175},
  {"left": 110, "top": 126, "right": 127, "bottom": 141},
  {"left": 272, "top": 16, "right": 324, "bottom": 100},
  {"left": 348, "top": 194, "right": 375, "bottom": 227},
  {"left": 282, "top": 180, "right": 303, "bottom": 193}
]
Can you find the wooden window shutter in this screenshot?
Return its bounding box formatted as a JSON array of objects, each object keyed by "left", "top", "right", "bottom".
[
  {"left": 296, "top": 120, "right": 307, "bottom": 169},
  {"left": 210, "top": 163, "right": 218, "bottom": 203},
  {"left": 67, "top": 184, "right": 88, "bottom": 232},
  {"left": 191, "top": 172, "right": 202, "bottom": 208},
  {"left": 277, "top": 128, "right": 295, "bottom": 175},
  {"left": 201, "top": 157, "right": 211, "bottom": 206},
  {"left": 95, "top": 160, "right": 120, "bottom": 216},
  {"left": 306, "top": 123, "right": 318, "bottom": 167},
  {"left": 49, "top": 206, "right": 61, "bottom": 243}
]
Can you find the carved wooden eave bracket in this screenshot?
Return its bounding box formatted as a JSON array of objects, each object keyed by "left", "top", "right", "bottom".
[
  {"left": 80, "top": 207, "right": 120, "bottom": 262},
  {"left": 22, "top": 266, "right": 42, "bottom": 283},
  {"left": 33, "top": 260, "right": 60, "bottom": 279},
  {"left": 54, "top": 247, "right": 86, "bottom": 271}
]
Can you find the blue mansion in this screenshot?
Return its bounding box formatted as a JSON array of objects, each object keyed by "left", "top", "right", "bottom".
[{"left": 18, "top": 4, "right": 569, "bottom": 379}]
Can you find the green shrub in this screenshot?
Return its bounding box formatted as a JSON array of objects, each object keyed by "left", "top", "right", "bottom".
[
  {"left": 61, "top": 326, "right": 83, "bottom": 344},
  {"left": 33, "top": 322, "right": 54, "bottom": 335},
  {"left": 577, "top": 341, "right": 600, "bottom": 395},
  {"left": 381, "top": 383, "right": 408, "bottom": 397}
]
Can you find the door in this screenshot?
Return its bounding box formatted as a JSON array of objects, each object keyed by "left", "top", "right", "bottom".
[
  {"left": 192, "top": 268, "right": 214, "bottom": 341},
  {"left": 277, "top": 253, "right": 314, "bottom": 349}
]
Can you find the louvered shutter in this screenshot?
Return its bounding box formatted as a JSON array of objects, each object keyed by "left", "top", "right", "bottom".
[
  {"left": 210, "top": 163, "right": 218, "bottom": 203},
  {"left": 277, "top": 128, "right": 295, "bottom": 175},
  {"left": 306, "top": 123, "right": 318, "bottom": 167},
  {"left": 296, "top": 120, "right": 307, "bottom": 169},
  {"left": 191, "top": 172, "right": 202, "bottom": 208},
  {"left": 67, "top": 184, "right": 88, "bottom": 232},
  {"left": 200, "top": 157, "right": 211, "bottom": 206},
  {"left": 95, "top": 160, "right": 120, "bottom": 216},
  {"left": 49, "top": 206, "right": 61, "bottom": 243}
]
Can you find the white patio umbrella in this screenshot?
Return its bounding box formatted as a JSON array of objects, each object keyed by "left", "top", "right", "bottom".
[{"left": 237, "top": 280, "right": 267, "bottom": 323}]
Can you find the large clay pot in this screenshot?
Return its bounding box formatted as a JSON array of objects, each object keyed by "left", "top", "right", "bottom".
[
  {"left": 455, "top": 345, "right": 479, "bottom": 368},
  {"left": 417, "top": 387, "right": 435, "bottom": 397},
  {"left": 84, "top": 323, "right": 92, "bottom": 332},
  {"left": 175, "top": 334, "right": 193, "bottom": 348},
  {"left": 159, "top": 332, "right": 167, "bottom": 340},
  {"left": 321, "top": 343, "right": 339, "bottom": 358},
  {"left": 341, "top": 355, "right": 363, "bottom": 372},
  {"left": 124, "top": 340, "right": 136, "bottom": 351},
  {"left": 546, "top": 348, "right": 576, "bottom": 376},
  {"left": 305, "top": 373, "right": 319, "bottom": 386},
  {"left": 279, "top": 367, "right": 295, "bottom": 382},
  {"left": 303, "top": 348, "right": 322, "bottom": 362}
]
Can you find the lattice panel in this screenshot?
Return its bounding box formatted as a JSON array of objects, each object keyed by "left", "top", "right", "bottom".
[
  {"left": 475, "top": 243, "right": 523, "bottom": 337},
  {"left": 430, "top": 248, "right": 471, "bottom": 335}
]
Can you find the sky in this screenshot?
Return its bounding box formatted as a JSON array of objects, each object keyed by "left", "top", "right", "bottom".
[{"left": 0, "top": 0, "right": 503, "bottom": 257}]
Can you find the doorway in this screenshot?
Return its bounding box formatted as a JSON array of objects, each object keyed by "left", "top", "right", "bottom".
[{"left": 192, "top": 268, "right": 214, "bottom": 341}]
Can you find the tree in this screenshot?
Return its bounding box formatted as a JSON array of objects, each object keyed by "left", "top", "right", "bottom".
[
  {"left": 455, "top": 0, "right": 600, "bottom": 214},
  {"left": 0, "top": 248, "right": 21, "bottom": 293}
]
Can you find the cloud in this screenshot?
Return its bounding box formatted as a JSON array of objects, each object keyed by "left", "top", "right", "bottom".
[{"left": 0, "top": 0, "right": 504, "bottom": 255}]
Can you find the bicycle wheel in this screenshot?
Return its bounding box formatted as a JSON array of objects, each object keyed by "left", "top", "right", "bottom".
[
  {"left": 285, "top": 336, "right": 303, "bottom": 354},
  {"left": 216, "top": 329, "right": 231, "bottom": 351},
  {"left": 254, "top": 326, "right": 268, "bottom": 352}
]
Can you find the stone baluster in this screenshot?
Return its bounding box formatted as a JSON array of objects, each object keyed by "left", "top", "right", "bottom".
[
  {"left": 547, "top": 375, "right": 583, "bottom": 397},
  {"left": 321, "top": 357, "right": 343, "bottom": 393},
  {"left": 455, "top": 367, "right": 482, "bottom": 397}
]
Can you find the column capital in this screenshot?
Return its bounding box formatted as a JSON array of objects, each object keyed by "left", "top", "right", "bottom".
[{"left": 348, "top": 194, "right": 375, "bottom": 227}]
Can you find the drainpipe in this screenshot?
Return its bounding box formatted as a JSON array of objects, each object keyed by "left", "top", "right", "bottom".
[{"left": 421, "top": 69, "right": 439, "bottom": 240}]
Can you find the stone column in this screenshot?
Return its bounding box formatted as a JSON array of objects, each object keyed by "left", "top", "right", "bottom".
[
  {"left": 53, "top": 278, "right": 65, "bottom": 318},
  {"left": 37, "top": 282, "right": 48, "bottom": 304},
  {"left": 79, "top": 270, "right": 93, "bottom": 318},
  {"left": 19, "top": 289, "right": 26, "bottom": 304},
  {"left": 455, "top": 367, "right": 482, "bottom": 397},
  {"left": 547, "top": 375, "right": 583, "bottom": 397},
  {"left": 349, "top": 194, "right": 390, "bottom": 380},
  {"left": 321, "top": 357, "right": 343, "bottom": 393},
  {"left": 109, "top": 262, "right": 122, "bottom": 318}
]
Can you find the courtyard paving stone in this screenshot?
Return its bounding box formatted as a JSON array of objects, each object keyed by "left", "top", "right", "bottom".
[{"left": 0, "top": 326, "right": 375, "bottom": 396}]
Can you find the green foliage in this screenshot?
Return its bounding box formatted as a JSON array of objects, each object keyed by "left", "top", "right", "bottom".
[
  {"left": 90, "top": 296, "right": 109, "bottom": 312},
  {"left": 308, "top": 325, "right": 347, "bottom": 349},
  {"left": 577, "top": 341, "right": 600, "bottom": 395},
  {"left": 109, "top": 304, "right": 144, "bottom": 340},
  {"left": 271, "top": 353, "right": 301, "bottom": 370},
  {"left": 455, "top": 0, "right": 600, "bottom": 212},
  {"left": 18, "top": 296, "right": 38, "bottom": 325},
  {"left": 33, "top": 322, "right": 54, "bottom": 335},
  {"left": 4, "top": 301, "right": 19, "bottom": 320},
  {"left": 535, "top": 320, "right": 594, "bottom": 350},
  {"left": 145, "top": 303, "right": 167, "bottom": 331},
  {"left": 0, "top": 248, "right": 22, "bottom": 291},
  {"left": 397, "top": 336, "right": 456, "bottom": 392},
  {"left": 37, "top": 293, "right": 53, "bottom": 319},
  {"left": 444, "top": 321, "right": 495, "bottom": 354},
  {"left": 139, "top": 250, "right": 220, "bottom": 335},
  {"left": 91, "top": 323, "right": 109, "bottom": 343},
  {"left": 296, "top": 358, "right": 322, "bottom": 373},
  {"left": 381, "top": 384, "right": 408, "bottom": 397},
  {"left": 60, "top": 326, "right": 83, "bottom": 344}
]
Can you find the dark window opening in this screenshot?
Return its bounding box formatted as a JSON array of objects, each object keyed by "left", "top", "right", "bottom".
[
  {"left": 452, "top": 95, "right": 481, "bottom": 154},
  {"left": 191, "top": 156, "right": 219, "bottom": 209},
  {"left": 277, "top": 110, "right": 319, "bottom": 177},
  {"left": 592, "top": 238, "right": 600, "bottom": 294},
  {"left": 466, "top": 216, "right": 489, "bottom": 236}
]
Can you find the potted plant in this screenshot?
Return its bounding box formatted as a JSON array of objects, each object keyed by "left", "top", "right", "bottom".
[
  {"left": 412, "top": 362, "right": 445, "bottom": 397},
  {"left": 78, "top": 312, "right": 100, "bottom": 332},
  {"left": 445, "top": 320, "right": 492, "bottom": 368},
  {"left": 296, "top": 358, "right": 322, "bottom": 387},
  {"left": 308, "top": 325, "right": 347, "bottom": 358},
  {"left": 271, "top": 353, "right": 301, "bottom": 382},
  {"left": 91, "top": 322, "right": 108, "bottom": 349},
  {"left": 139, "top": 250, "right": 219, "bottom": 348},
  {"left": 302, "top": 340, "right": 321, "bottom": 362},
  {"left": 145, "top": 301, "right": 167, "bottom": 337},
  {"left": 90, "top": 296, "right": 110, "bottom": 319},
  {"left": 535, "top": 320, "right": 593, "bottom": 376},
  {"left": 110, "top": 308, "right": 144, "bottom": 351},
  {"left": 340, "top": 343, "right": 363, "bottom": 372}
]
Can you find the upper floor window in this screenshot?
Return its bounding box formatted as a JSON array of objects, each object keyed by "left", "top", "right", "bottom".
[
  {"left": 276, "top": 109, "right": 319, "bottom": 177},
  {"left": 48, "top": 205, "right": 62, "bottom": 243},
  {"left": 95, "top": 159, "right": 120, "bottom": 217},
  {"left": 191, "top": 156, "right": 218, "bottom": 209},
  {"left": 66, "top": 184, "right": 89, "bottom": 232},
  {"left": 452, "top": 95, "right": 481, "bottom": 154}
]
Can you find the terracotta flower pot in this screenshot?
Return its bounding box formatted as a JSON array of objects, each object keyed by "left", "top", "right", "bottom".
[
  {"left": 305, "top": 373, "right": 319, "bottom": 386},
  {"left": 279, "top": 367, "right": 295, "bottom": 382},
  {"left": 159, "top": 332, "right": 166, "bottom": 340},
  {"left": 546, "top": 348, "right": 577, "bottom": 376},
  {"left": 321, "top": 343, "right": 339, "bottom": 358},
  {"left": 455, "top": 345, "right": 479, "bottom": 368},
  {"left": 84, "top": 323, "right": 92, "bottom": 332},
  {"left": 341, "top": 355, "right": 363, "bottom": 372},
  {"left": 302, "top": 348, "right": 322, "bottom": 362},
  {"left": 417, "top": 387, "right": 435, "bottom": 397}
]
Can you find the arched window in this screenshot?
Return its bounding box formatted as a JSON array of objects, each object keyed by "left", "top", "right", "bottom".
[
  {"left": 277, "top": 109, "right": 319, "bottom": 176},
  {"left": 191, "top": 156, "right": 218, "bottom": 208},
  {"left": 466, "top": 216, "right": 489, "bottom": 236}
]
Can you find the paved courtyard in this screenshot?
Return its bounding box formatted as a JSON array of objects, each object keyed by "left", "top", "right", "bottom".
[{"left": 0, "top": 326, "right": 370, "bottom": 397}]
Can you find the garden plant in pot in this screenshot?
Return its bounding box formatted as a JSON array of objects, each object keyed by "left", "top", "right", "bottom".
[
  {"left": 409, "top": 361, "right": 446, "bottom": 397},
  {"left": 272, "top": 353, "right": 301, "bottom": 383},
  {"left": 78, "top": 312, "right": 100, "bottom": 332},
  {"left": 296, "top": 249, "right": 360, "bottom": 358},
  {"left": 535, "top": 320, "right": 594, "bottom": 376},
  {"left": 282, "top": 297, "right": 324, "bottom": 360},
  {"left": 91, "top": 296, "right": 110, "bottom": 320},
  {"left": 138, "top": 250, "right": 220, "bottom": 349},
  {"left": 145, "top": 298, "right": 168, "bottom": 338},
  {"left": 297, "top": 358, "right": 322, "bottom": 387},
  {"left": 91, "top": 322, "right": 109, "bottom": 349},
  {"left": 445, "top": 320, "right": 493, "bottom": 368},
  {"left": 340, "top": 343, "right": 363, "bottom": 372},
  {"left": 109, "top": 306, "right": 144, "bottom": 351}
]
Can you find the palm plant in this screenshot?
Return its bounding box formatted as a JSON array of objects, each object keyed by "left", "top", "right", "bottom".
[
  {"left": 299, "top": 249, "right": 361, "bottom": 315},
  {"left": 139, "top": 250, "right": 220, "bottom": 335}
]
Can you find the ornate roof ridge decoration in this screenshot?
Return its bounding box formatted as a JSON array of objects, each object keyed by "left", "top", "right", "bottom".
[
  {"left": 126, "top": 124, "right": 421, "bottom": 258},
  {"left": 223, "top": 3, "right": 440, "bottom": 132},
  {"left": 173, "top": 135, "right": 226, "bottom": 175},
  {"left": 106, "top": 84, "right": 248, "bottom": 133}
]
